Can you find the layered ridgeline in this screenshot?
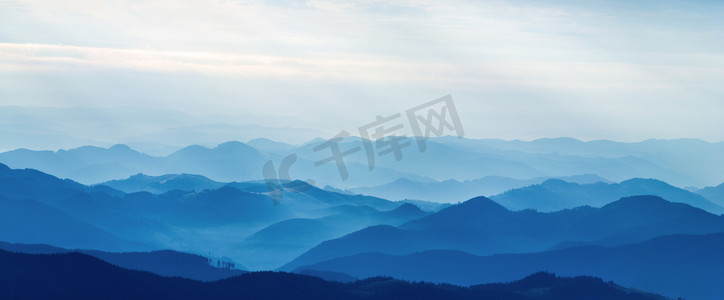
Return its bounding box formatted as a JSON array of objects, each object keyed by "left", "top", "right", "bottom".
[
  {"left": 101, "top": 173, "right": 226, "bottom": 194},
  {"left": 349, "top": 174, "right": 610, "bottom": 203},
  {"left": 294, "top": 233, "right": 724, "bottom": 300},
  {"left": 283, "top": 195, "right": 724, "bottom": 269},
  {"left": 0, "top": 249, "right": 667, "bottom": 300},
  {"left": 282, "top": 195, "right": 724, "bottom": 299},
  {"left": 0, "top": 163, "right": 429, "bottom": 270},
  {"left": 491, "top": 178, "right": 723, "bottom": 213},
  {"left": 100, "top": 172, "right": 724, "bottom": 214},
  {"left": 352, "top": 176, "right": 724, "bottom": 213},
  {"left": 0, "top": 141, "right": 427, "bottom": 186},
  {"left": 696, "top": 182, "right": 724, "bottom": 207},
  {"left": 2, "top": 137, "right": 723, "bottom": 188},
  {"left": 2, "top": 161, "right": 724, "bottom": 270},
  {"left": 3, "top": 162, "right": 724, "bottom": 298}
]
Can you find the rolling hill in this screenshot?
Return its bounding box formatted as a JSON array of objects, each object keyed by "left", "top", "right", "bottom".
[
  {"left": 2, "top": 137, "right": 724, "bottom": 188},
  {"left": 350, "top": 174, "right": 609, "bottom": 203},
  {"left": 283, "top": 195, "right": 724, "bottom": 271},
  {"left": 0, "top": 249, "right": 666, "bottom": 300},
  {"left": 99, "top": 173, "right": 224, "bottom": 193},
  {"left": 0, "top": 241, "right": 244, "bottom": 281},
  {"left": 295, "top": 233, "right": 724, "bottom": 300},
  {"left": 491, "top": 178, "right": 724, "bottom": 213}
]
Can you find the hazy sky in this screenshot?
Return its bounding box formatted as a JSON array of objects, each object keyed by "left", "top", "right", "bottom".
[{"left": 1, "top": 0, "right": 723, "bottom": 144}]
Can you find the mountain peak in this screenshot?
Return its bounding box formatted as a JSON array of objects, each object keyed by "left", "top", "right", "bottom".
[
  {"left": 109, "top": 144, "right": 133, "bottom": 152},
  {"left": 460, "top": 196, "right": 509, "bottom": 212},
  {"left": 284, "top": 180, "right": 315, "bottom": 192},
  {"left": 620, "top": 178, "right": 666, "bottom": 186},
  {"left": 541, "top": 178, "right": 577, "bottom": 186},
  {"left": 401, "top": 196, "right": 509, "bottom": 229},
  {"left": 217, "top": 141, "right": 248, "bottom": 148},
  {"left": 301, "top": 137, "right": 326, "bottom": 146},
  {"left": 247, "top": 138, "right": 294, "bottom": 150},
  {"left": 516, "top": 272, "right": 558, "bottom": 287},
  {"left": 601, "top": 195, "right": 675, "bottom": 211},
  {"left": 391, "top": 178, "right": 421, "bottom": 185},
  {"left": 128, "top": 173, "right": 150, "bottom": 179},
  {"left": 389, "top": 203, "right": 423, "bottom": 215},
  {"left": 215, "top": 141, "right": 260, "bottom": 154}
]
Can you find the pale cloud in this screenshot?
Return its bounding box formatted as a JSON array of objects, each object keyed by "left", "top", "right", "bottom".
[
  {"left": 0, "top": 0, "right": 723, "bottom": 142},
  {"left": 2, "top": 42, "right": 721, "bottom": 91}
]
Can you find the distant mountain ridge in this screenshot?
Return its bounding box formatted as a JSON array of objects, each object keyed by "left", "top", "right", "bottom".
[
  {"left": 99, "top": 173, "right": 224, "bottom": 193},
  {"left": 0, "top": 141, "right": 267, "bottom": 184},
  {"left": 282, "top": 195, "right": 724, "bottom": 271},
  {"left": 0, "top": 106, "right": 324, "bottom": 154},
  {"left": 0, "top": 141, "right": 429, "bottom": 186},
  {"left": 697, "top": 183, "right": 724, "bottom": 207},
  {"left": 491, "top": 178, "right": 724, "bottom": 214},
  {"left": 2, "top": 137, "right": 724, "bottom": 187},
  {"left": 349, "top": 174, "right": 611, "bottom": 203}
]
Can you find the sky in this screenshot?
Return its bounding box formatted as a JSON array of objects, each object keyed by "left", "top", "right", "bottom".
[{"left": 1, "top": 0, "right": 723, "bottom": 147}]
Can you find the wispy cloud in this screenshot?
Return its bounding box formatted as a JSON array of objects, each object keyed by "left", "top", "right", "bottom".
[
  {"left": 2, "top": 41, "right": 721, "bottom": 91},
  {"left": 1, "top": 0, "right": 723, "bottom": 141}
]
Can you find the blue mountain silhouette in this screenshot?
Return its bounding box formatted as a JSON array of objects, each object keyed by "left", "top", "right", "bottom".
[
  {"left": 0, "top": 163, "right": 419, "bottom": 268},
  {"left": 231, "top": 203, "right": 428, "bottom": 269},
  {"left": 0, "top": 194, "right": 139, "bottom": 250},
  {"left": 295, "top": 233, "right": 724, "bottom": 300},
  {"left": 492, "top": 178, "right": 724, "bottom": 213},
  {"left": 100, "top": 173, "right": 224, "bottom": 193},
  {"left": 0, "top": 241, "right": 244, "bottom": 281},
  {"left": 0, "top": 249, "right": 666, "bottom": 300},
  {"left": 350, "top": 174, "right": 609, "bottom": 202},
  {"left": 697, "top": 182, "right": 724, "bottom": 207},
  {"left": 282, "top": 195, "right": 724, "bottom": 271},
  {"left": 2, "top": 137, "right": 724, "bottom": 187}
]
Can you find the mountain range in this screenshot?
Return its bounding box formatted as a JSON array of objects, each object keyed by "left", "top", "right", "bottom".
[
  {"left": 696, "top": 182, "right": 724, "bottom": 207},
  {"left": 101, "top": 173, "right": 225, "bottom": 194},
  {"left": 0, "top": 249, "right": 666, "bottom": 300},
  {"left": 231, "top": 203, "right": 428, "bottom": 269},
  {"left": 3, "top": 153, "right": 724, "bottom": 297},
  {"left": 349, "top": 174, "right": 610, "bottom": 203},
  {"left": 0, "top": 162, "right": 425, "bottom": 269},
  {"left": 283, "top": 195, "right": 724, "bottom": 271},
  {"left": 0, "top": 241, "right": 244, "bottom": 281},
  {"left": 0, "top": 106, "right": 324, "bottom": 154},
  {"left": 294, "top": 233, "right": 724, "bottom": 300},
  {"left": 491, "top": 178, "right": 724, "bottom": 213},
  {"left": 2, "top": 137, "right": 724, "bottom": 188}
]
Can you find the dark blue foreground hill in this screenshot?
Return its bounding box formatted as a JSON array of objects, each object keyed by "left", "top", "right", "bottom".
[
  {"left": 296, "top": 233, "right": 724, "bottom": 300},
  {"left": 0, "top": 249, "right": 666, "bottom": 300},
  {"left": 0, "top": 241, "right": 245, "bottom": 281}
]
